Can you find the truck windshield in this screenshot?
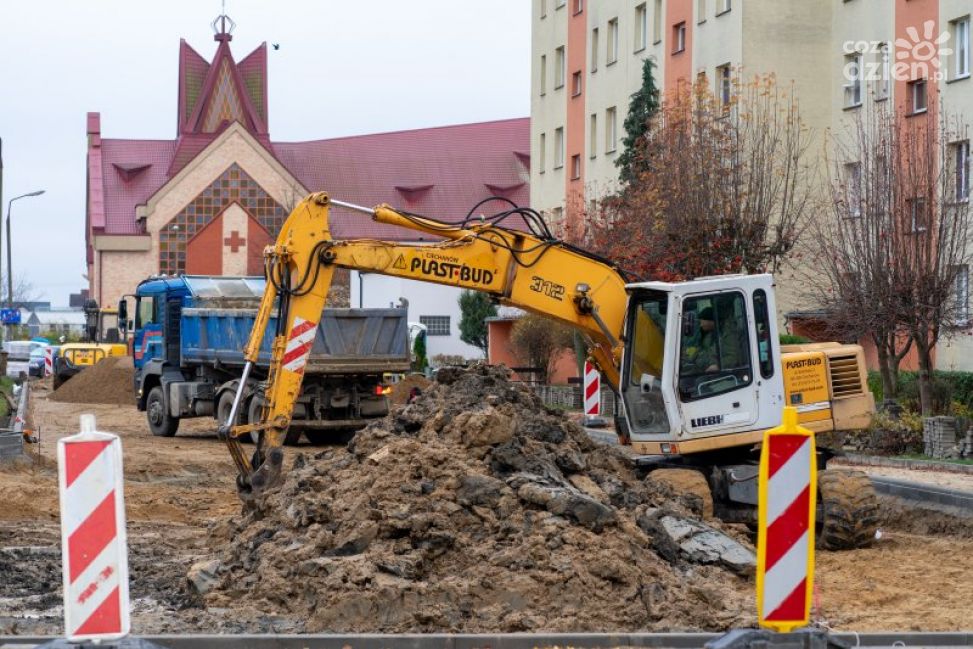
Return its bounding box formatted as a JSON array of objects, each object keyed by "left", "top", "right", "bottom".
[{"left": 622, "top": 292, "right": 670, "bottom": 435}]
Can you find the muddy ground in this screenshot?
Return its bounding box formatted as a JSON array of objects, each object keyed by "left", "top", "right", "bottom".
[{"left": 1, "top": 380, "right": 971, "bottom": 634}]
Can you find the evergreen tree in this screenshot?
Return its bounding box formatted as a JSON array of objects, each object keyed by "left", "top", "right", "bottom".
[
  {"left": 616, "top": 58, "right": 660, "bottom": 186},
  {"left": 412, "top": 330, "right": 428, "bottom": 373},
  {"left": 458, "top": 290, "right": 497, "bottom": 357}
]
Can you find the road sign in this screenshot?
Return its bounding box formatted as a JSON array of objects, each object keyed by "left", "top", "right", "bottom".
[
  {"left": 583, "top": 361, "right": 601, "bottom": 417},
  {"left": 57, "top": 415, "right": 130, "bottom": 642},
  {"left": 756, "top": 406, "right": 817, "bottom": 633},
  {"left": 0, "top": 308, "right": 20, "bottom": 324}
]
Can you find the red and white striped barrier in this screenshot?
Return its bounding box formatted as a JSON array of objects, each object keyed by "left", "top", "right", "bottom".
[
  {"left": 57, "top": 415, "right": 130, "bottom": 642},
  {"left": 44, "top": 346, "right": 53, "bottom": 377},
  {"left": 583, "top": 361, "right": 600, "bottom": 417},
  {"left": 756, "top": 406, "right": 817, "bottom": 632},
  {"left": 282, "top": 316, "right": 316, "bottom": 374}
]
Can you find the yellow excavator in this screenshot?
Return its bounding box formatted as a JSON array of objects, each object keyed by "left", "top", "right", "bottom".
[
  {"left": 219, "top": 192, "right": 879, "bottom": 549},
  {"left": 53, "top": 301, "right": 128, "bottom": 389}
]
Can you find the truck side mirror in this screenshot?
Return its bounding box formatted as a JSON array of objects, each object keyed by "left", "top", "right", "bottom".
[{"left": 118, "top": 299, "right": 128, "bottom": 324}]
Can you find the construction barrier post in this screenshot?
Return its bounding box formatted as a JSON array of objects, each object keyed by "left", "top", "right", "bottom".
[
  {"left": 756, "top": 406, "right": 817, "bottom": 633},
  {"left": 44, "top": 346, "right": 53, "bottom": 377},
  {"left": 57, "top": 414, "right": 131, "bottom": 642}
]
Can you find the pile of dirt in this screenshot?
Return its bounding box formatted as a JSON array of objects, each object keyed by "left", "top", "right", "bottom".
[
  {"left": 389, "top": 373, "right": 432, "bottom": 405},
  {"left": 204, "top": 364, "right": 755, "bottom": 633},
  {"left": 50, "top": 355, "right": 135, "bottom": 406}
]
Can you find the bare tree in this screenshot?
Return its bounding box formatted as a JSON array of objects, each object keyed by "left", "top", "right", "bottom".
[
  {"left": 813, "top": 105, "right": 972, "bottom": 413},
  {"left": 583, "top": 73, "right": 815, "bottom": 281},
  {"left": 892, "top": 111, "right": 972, "bottom": 414},
  {"left": 810, "top": 106, "right": 913, "bottom": 400},
  {"left": 509, "top": 314, "right": 575, "bottom": 384}
]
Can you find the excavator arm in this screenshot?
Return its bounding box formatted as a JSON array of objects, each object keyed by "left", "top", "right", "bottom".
[{"left": 219, "top": 192, "right": 630, "bottom": 494}]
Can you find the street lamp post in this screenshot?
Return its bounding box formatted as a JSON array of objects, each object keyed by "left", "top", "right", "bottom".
[{"left": 6, "top": 190, "right": 44, "bottom": 315}]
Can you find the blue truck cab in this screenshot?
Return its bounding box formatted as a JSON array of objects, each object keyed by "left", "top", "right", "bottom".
[{"left": 126, "top": 275, "right": 410, "bottom": 441}]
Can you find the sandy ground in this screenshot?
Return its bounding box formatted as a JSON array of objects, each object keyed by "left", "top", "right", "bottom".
[{"left": 0, "top": 383, "right": 971, "bottom": 634}]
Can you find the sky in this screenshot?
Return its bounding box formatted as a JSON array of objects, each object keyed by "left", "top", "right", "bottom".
[{"left": 0, "top": 0, "right": 531, "bottom": 306}]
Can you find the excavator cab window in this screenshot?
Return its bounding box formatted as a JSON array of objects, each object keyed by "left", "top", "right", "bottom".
[
  {"left": 621, "top": 291, "right": 670, "bottom": 435},
  {"left": 678, "top": 292, "right": 752, "bottom": 401}
]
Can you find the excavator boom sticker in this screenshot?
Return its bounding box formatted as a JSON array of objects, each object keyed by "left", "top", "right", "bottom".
[{"left": 282, "top": 317, "right": 316, "bottom": 374}]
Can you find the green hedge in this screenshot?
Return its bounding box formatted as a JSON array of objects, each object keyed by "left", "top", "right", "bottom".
[
  {"left": 779, "top": 334, "right": 811, "bottom": 345},
  {"left": 867, "top": 369, "right": 973, "bottom": 414}
]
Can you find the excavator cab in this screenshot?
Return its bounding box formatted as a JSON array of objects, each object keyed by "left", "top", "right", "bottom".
[{"left": 618, "top": 274, "right": 786, "bottom": 456}]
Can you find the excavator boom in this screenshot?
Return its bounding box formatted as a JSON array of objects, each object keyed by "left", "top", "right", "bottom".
[{"left": 221, "top": 192, "right": 630, "bottom": 492}]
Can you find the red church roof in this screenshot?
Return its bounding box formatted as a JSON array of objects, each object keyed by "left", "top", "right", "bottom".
[
  {"left": 87, "top": 30, "right": 530, "bottom": 247},
  {"left": 275, "top": 118, "right": 530, "bottom": 240}
]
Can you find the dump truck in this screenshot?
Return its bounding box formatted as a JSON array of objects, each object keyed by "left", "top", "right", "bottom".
[{"left": 125, "top": 275, "right": 409, "bottom": 442}]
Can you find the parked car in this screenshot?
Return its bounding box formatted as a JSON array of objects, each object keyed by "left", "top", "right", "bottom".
[
  {"left": 28, "top": 345, "right": 59, "bottom": 378},
  {"left": 3, "top": 340, "right": 47, "bottom": 378}
]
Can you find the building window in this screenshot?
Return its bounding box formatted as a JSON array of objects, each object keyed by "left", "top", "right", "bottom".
[
  {"left": 717, "top": 63, "right": 732, "bottom": 107},
  {"left": 955, "top": 140, "right": 971, "bottom": 201},
  {"left": 717, "top": 0, "right": 731, "bottom": 14},
  {"left": 574, "top": 0, "right": 583, "bottom": 14},
  {"left": 555, "top": 46, "right": 566, "bottom": 88},
  {"left": 590, "top": 113, "right": 598, "bottom": 158},
  {"left": 591, "top": 28, "right": 599, "bottom": 72},
  {"left": 419, "top": 316, "right": 450, "bottom": 336},
  {"left": 697, "top": 0, "right": 706, "bottom": 23},
  {"left": 552, "top": 206, "right": 564, "bottom": 226},
  {"left": 571, "top": 154, "right": 582, "bottom": 180},
  {"left": 607, "top": 18, "right": 619, "bottom": 64},
  {"left": 844, "top": 52, "right": 863, "bottom": 107},
  {"left": 572, "top": 70, "right": 583, "bottom": 96},
  {"left": 540, "top": 54, "right": 547, "bottom": 96},
  {"left": 635, "top": 4, "right": 648, "bottom": 51},
  {"left": 539, "top": 133, "right": 546, "bottom": 174},
  {"left": 953, "top": 17, "right": 970, "bottom": 79},
  {"left": 673, "top": 22, "right": 686, "bottom": 54},
  {"left": 555, "top": 127, "right": 565, "bottom": 168},
  {"left": 606, "top": 106, "right": 617, "bottom": 152},
  {"left": 875, "top": 42, "right": 890, "bottom": 100},
  {"left": 653, "top": 0, "right": 663, "bottom": 43},
  {"left": 909, "top": 78, "right": 927, "bottom": 114},
  {"left": 844, "top": 162, "right": 862, "bottom": 217},
  {"left": 909, "top": 197, "right": 927, "bottom": 232},
  {"left": 540, "top": 0, "right": 547, "bottom": 18},
  {"left": 955, "top": 265, "right": 970, "bottom": 324},
  {"left": 555, "top": 0, "right": 565, "bottom": 8}
]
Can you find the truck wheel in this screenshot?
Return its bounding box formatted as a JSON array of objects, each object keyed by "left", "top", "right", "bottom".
[
  {"left": 817, "top": 469, "right": 880, "bottom": 551},
  {"left": 247, "top": 395, "right": 301, "bottom": 446},
  {"left": 146, "top": 386, "right": 179, "bottom": 437},
  {"left": 646, "top": 468, "right": 714, "bottom": 519},
  {"left": 218, "top": 391, "right": 247, "bottom": 442},
  {"left": 247, "top": 395, "right": 266, "bottom": 445}
]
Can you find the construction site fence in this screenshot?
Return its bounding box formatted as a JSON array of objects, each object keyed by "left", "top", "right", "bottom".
[{"left": 531, "top": 383, "right": 618, "bottom": 415}]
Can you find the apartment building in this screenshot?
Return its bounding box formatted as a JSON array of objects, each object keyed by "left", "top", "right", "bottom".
[
  {"left": 531, "top": 0, "right": 832, "bottom": 236},
  {"left": 531, "top": 0, "right": 973, "bottom": 369}
]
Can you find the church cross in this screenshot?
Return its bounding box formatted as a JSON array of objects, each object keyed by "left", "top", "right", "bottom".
[{"left": 224, "top": 230, "right": 246, "bottom": 253}]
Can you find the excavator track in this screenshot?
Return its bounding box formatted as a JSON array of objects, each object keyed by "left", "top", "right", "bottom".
[{"left": 817, "top": 468, "right": 880, "bottom": 551}]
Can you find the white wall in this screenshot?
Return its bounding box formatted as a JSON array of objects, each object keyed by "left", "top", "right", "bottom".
[{"left": 349, "top": 271, "right": 484, "bottom": 360}]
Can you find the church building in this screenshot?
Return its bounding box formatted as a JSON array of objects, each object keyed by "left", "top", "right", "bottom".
[{"left": 85, "top": 17, "right": 529, "bottom": 357}]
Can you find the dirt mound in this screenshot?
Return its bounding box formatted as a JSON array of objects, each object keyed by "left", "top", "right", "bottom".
[
  {"left": 389, "top": 373, "right": 432, "bottom": 405},
  {"left": 205, "top": 364, "right": 754, "bottom": 633},
  {"left": 50, "top": 355, "right": 135, "bottom": 406}
]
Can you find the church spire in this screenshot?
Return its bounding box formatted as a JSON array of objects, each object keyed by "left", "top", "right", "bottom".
[{"left": 211, "top": 4, "right": 235, "bottom": 43}]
